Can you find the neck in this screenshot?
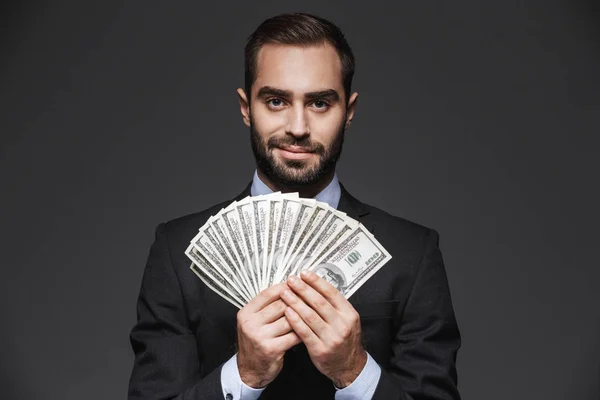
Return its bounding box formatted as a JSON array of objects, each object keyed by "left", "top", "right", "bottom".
[{"left": 256, "top": 168, "right": 335, "bottom": 198}]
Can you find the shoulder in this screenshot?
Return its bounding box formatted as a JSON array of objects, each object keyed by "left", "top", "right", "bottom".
[
  {"left": 339, "top": 184, "right": 436, "bottom": 244},
  {"left": 365, "top": 203, "right": 431, "bottom": 233},
  {"left": 360, "top": 202, "right": 440, "bottom": 257}
]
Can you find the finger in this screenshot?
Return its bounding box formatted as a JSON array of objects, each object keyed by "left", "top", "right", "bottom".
[
  {"left": 284, "top": 307, "right": 320, "bottom": 349},
  {"left": 266, "top": 316, "right": 293, "bottom": 337},
  {"left": 259, "top": 300, "right": 287, "bottom": 323},
  {"left": 271, "top": 330, "right": 302, "bottom": 352},
  {"left": 281, "top": 289, "right": 329, "bottom": 338},
  {"left": 245, "top": 282, "right": 288, "bottom": 313},
  {"left": 300, "top": 270, "right": 351, "bottom": 312},
  {"left": 287, "top": 275, "right": 337, "bottom": 323}
]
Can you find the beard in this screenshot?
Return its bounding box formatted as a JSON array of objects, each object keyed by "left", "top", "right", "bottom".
[{"left": 250, "top": 118, "right": 345, "bottom": 188}]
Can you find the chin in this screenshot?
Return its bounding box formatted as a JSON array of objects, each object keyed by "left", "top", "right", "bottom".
[{"left": 273, "top": 156, "right": 313, "bottom": 171}]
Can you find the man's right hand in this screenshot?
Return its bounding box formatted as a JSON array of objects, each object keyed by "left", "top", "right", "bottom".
[{"left": 236, "top": 282, "right": 301, "bottom": 388}]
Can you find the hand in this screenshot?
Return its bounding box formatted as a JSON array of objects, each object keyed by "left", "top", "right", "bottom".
[
  {"left": 281, "top": 270, "right": 367, "bottom": 388},
  {"left": 236, "top": 282, "right": 301, "bottom": 388}
]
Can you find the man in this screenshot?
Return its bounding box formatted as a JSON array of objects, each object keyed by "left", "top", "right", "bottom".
[{"left": 128, "top": 13, "right": 461, "bottom": 400}]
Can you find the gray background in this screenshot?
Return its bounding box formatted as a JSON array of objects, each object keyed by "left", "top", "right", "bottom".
[{"left": 1, "top": 1, "right": 599, "bottom": 399}]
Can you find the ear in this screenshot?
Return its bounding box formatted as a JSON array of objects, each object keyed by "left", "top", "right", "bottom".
[
  {"left": 237, "top": 88, "right": 251, "bottom": 127},
  {"left": 344, "top": 92, "right": 358, "bottom": 128}
]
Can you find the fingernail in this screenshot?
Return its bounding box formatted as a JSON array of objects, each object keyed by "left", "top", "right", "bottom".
[
  {"left": 288, "top": 275, "right": 298, "bottom": 283},
  {"left": 281, "top": 289, "right": 293, "bottom": 298},
  {"left": 301, "top": 270, "right": 313, "bottom": 278}
]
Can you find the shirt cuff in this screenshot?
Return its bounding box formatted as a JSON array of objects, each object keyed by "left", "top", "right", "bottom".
[
  {"left": 334, "top": 352, "right": 382, "bottom": 400},
  {"left": 221, "top": 353, "right": 266, "bottom": 400}
]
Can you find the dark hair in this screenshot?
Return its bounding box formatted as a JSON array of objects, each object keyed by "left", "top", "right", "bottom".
[{"left": 244, "top": 13, "right": 355, "bottom": 103}]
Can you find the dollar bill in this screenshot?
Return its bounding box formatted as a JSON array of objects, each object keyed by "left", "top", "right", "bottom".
[
  {"left": 270, "top": 195, "right": 307, "bottom": 284},
  {"left": 220, "top": 202, "right": 260, "bottom": 296},
  {"left": 187, "top": 192, "right": 392, "bottom": 305},
  {"left": 185, "top": 246, "right": 245, "bottom": 308},
  {"left": 236, "top": 198, "right": 261, "bottom": 292},
  {"left": 209, "top": 211, "right": 256, "bottom": 297},
  {"left": 191, "top": 229, "right": 252, "bottom": 302},
  {"left": 264, "top": 194, "right": 283, "bottom": 288},
  {"left": 287, "top": 211, "right": 358, "bottom": 278},
  {"left": 199, "top": 218, "right": 252, "bottom": 299},
  {"left": 276, "top": 199, "right": 316, "bottom": 281},
  {"left": 251, "top": 195, "right": 270, "bottom": 291},
  {"left": 281, "top": 202, "right": 329, "bottom": 272},
  {"left": 189, "top": 263, "right": 243, "bottom": 309},
  {"left": 307, "top": 224, "right": 392, "bottom": 298}
]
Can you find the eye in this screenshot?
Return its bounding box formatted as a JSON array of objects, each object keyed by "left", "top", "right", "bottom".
[
  {"left": 266, "top": 98, "right": 284, "bottom": 108},
  {"left": 312, "top": 100, "right": 330, "bottom": 110}
]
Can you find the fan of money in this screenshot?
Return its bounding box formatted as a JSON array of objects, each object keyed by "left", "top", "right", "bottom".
[{"left": 186, "top": 192, "right": 392, "bottom": 309}]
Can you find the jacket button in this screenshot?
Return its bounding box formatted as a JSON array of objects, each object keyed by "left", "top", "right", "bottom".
[{"left": 226, "top": 394, "right": 233, "bottom": 400}]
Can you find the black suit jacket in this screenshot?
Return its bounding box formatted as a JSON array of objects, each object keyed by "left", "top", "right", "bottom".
[{"left": 128, "top": 184, "right": 461, "bottom": 400}]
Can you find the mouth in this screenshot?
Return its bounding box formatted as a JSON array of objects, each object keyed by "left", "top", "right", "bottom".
[{"left": 276, "top": 145, "right": 315, "bottom": 161}]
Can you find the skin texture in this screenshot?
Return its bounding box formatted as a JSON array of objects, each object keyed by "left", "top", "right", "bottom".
[
  {"left": 236, "top": 283, "right": 302, "bottom": 388},
  {"left": 238, "top": 43, "right": 358, "bottom": 197},
  {"left": 236, "top": 43, "right": 366, "bottom": 389},
  {"left": 283, "top": 271, "right": 367, "bottom": 388}
]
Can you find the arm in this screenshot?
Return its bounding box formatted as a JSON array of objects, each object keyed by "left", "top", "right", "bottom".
[
  {"left": 128, "top": 223, "right": 224, "bottom": 399},
  {"left": 373, "top": 229, "right": 461, "bottom": 400}
]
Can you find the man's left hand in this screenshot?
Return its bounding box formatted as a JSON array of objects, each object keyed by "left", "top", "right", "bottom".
[{"left": 280, "top": 270, "right": 367, "bottom": 388}]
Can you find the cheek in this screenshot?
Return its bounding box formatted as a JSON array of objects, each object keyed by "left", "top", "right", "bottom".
[
  {"left": 310, "top": 113, "right": 345, "bottom": 142},
  {"left": 251, "top": 106, "right": 286, "bottom": 134}
]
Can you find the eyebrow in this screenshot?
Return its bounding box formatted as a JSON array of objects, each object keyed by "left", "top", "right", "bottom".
[{"left": 256, "top": 86, "right": 341, "bottom": 102}]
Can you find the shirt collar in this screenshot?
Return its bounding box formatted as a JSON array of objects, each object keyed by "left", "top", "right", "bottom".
[{"left": 250, "top": 170, "right": 341, "bottom": 209}]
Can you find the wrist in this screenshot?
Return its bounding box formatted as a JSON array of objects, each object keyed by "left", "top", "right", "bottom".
[
  {"left": 331, "top": 350, "right": 368, "bottom": 388},
  {"left": 239, "top": 371, "right": 269, "bottom": 389},
  {"left": 237, "top": 358, "right": 272, "bottom": 389}
]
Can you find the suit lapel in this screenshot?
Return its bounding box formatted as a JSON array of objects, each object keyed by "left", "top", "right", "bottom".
[
  {"left": 232, "top": 182, "right": 252, "bottom": 201},
  {"left": 337, "top": 183, "right": 375, "bottom": 234}
]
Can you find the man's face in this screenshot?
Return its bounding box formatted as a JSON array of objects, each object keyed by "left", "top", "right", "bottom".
[
  {"left": 315, "top": 266, "right": 344, "bottom": 291},
  {"left": 240, "top": 43, "right": 357, "bottom": 187}
]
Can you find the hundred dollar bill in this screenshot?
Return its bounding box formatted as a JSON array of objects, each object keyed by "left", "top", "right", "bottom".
[
  {"left": 188, "top": 191, "right": 393, "bottom": 305},
  {"left": 191, "top": 229, "right": 252, "bottom": 302},
  {"left": 219, "top": 202, "right": 260, "bottom": 296},
  {"left": 270, "top": 195, "right": 305, "bottom": 284},
  {"left": 307, "top": 223, "right": 392, "bottom": 299},
  {"left": 264, "top": 194, "right": 283, "bottom": 288},
  {"left": 277, "top": 199, "right": 317, "bottom": 281},
  {"left": 236, "top": 198, "right": 261, "bottom": 293},
  {"left": 288, "top": 212, "right": 358, "bottom": 279},
  {"left": 189, "top": 263, "right": 243, "bottom": 309},
  {"left": 281, "top": 201, "right": 329, "bottom": 272},
  {"left": 199, "top": 218, "right": 251, "bottom": 298},
  {"left": 186, "top": 247, "right": 245, "bottom": 308},
  {"left": 284, "top": 208, "right": 335, "bottom": 275},
  {"left": 251, "top": 195, "right": 270, "bottom": 291},
  {"left": 209, "top": 210, "right": 256, "bottom": 297}
]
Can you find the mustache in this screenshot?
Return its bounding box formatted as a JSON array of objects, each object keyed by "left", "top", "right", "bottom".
[{"left": 267, "top": 136, "right": 325, "bottom": 154}]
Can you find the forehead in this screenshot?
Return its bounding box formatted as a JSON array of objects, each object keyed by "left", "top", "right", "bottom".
[{"left": 253, "top": 43, "right": 344, "bottom": 96}]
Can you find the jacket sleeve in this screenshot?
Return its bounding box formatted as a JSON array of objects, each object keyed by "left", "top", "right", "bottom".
[
  {"left": 128, "top": 223, "right": 224, "bottom": 400},
  {"left": 373, "top": 229, "right": 461, "bottom": 400}
]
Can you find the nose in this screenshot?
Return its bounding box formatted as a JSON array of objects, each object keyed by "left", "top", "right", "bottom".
[{"left": 285, "top": 105, "right": 310, "bottom": 139}]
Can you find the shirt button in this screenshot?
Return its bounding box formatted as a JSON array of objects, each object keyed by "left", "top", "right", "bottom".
[{"left": 226, "top": 394, "right": 233, "bottom": 400}]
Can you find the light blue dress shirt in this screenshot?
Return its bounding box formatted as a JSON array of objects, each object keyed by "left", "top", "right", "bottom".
[{"left": 220, "top": 171, "right": 382, "bottom": 400}]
